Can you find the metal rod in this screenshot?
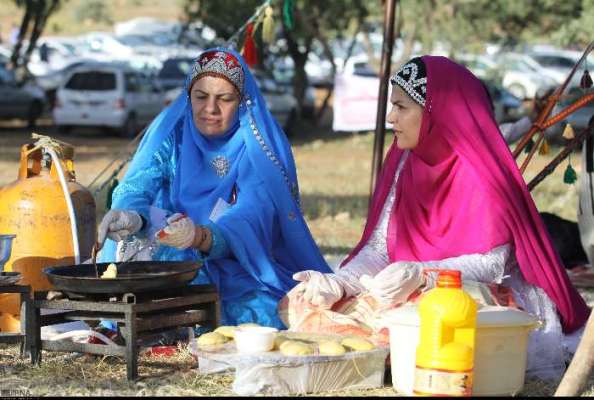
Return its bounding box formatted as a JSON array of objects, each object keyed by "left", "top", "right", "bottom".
[{"left": 369, "top": 0, "right": 398, "bottom": 207}]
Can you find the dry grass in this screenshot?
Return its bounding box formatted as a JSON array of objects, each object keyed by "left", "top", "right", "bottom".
[
  {"left": 0, "top": 0, "right": 185, "bottom": 41},
  {"left": 0, "top": 119, "right": 593, "bottom": 395}
]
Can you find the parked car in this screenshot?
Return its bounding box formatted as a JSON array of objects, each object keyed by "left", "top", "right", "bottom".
[
  {"left": 0, "top": 45, "right": 11, "bottom": 67},
  {"left": 0, "top": 65, "right": 46, "bottom": 127},
  {"left": 53, "top": 62, "right": 165, "bottom": 137},
  {"left": 156, "top": 56, "right": 194, "bottom": 91},
  {"left": 456, "top": 54, "right": 501, "bottom": 81},
  {"left": 482, "top": 79, "right": 525, "bottom": 123},
  {"left": 33, "top": 58, "right": 98, "bottom": 108},
  {"left": 163, "top": 70, "right": 299, "bottom": 135},
  {"left": 27, "top": 36, "right": 81, "bottom": 77},
  {"left": 527, "top": 49, "right": 591, "bottom": 88},
  {"left": 495, "top": 53, "right": 560, "bottom": 100}
]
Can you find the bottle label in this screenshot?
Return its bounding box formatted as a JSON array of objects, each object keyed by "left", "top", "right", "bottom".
[{"left": 413, "top": 366, "right": 473, "bottom": 396}]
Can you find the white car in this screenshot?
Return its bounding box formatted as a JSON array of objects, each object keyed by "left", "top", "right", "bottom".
[
  {"left": 53, "top": 62, "right": 166, "bottom": 137},
  {"left": 496, "top": 53, "right": 560, "bottom": 99}
]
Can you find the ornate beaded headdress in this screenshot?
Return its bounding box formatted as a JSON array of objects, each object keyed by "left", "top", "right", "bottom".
[
  {"left": 390, "top": 57, "right": 427, "bottom": 107},
  {"left": 189, "top": 50, "right": 245, "bottom": 94}
]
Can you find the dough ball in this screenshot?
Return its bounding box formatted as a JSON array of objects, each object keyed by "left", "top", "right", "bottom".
[
  {"left": 318, "top": 340, "right": 346, "bottom": 356},
  {"left": 101, "top": 263, "right": 118, "bottom": 279},
  {"left": 238, "top": 323, "right": 260, "bottom": 328},
  {"left": 214, "top": 326, "right": 237, "bottom": 339},
  {"left": 197, "top": 332, "right": 228, "bottom": 347},
  {"left": 341, "top": 337, "right": 375, "bottom": 351},
  {"left": 273, "top": 335, "right": 289, "bottom": 350},
  {"left": 279, "top": 340, "right": 314, "bottom": 356}
]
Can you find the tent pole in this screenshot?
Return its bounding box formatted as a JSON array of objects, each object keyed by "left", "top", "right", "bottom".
[{"left": 369, "top": 0, "right": 398, "bottom": 208}]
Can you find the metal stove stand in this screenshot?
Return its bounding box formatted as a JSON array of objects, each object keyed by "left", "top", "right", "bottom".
[
  {"left": 0, "top": 284, "right": 33, "bottom": 361},
  {"left": 30, "top": 285, "right": 220, "bottom": 380}
]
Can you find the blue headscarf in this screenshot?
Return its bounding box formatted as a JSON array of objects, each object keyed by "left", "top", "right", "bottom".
[{"left": 101, "top": 47, "right": 331, "bottom": 304}]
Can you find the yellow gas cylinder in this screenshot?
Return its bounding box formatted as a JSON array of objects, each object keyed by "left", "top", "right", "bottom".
[
  {"left": 0, "top": 138, "right": 96, "bottom": 332},
  {"left": 413, "top": 270, "right": 477, "bottom": 397}
]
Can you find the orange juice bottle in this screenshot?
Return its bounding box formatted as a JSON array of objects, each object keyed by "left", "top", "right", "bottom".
[{"left": 413, "top": 270, "right": 477, "bottom": 397}]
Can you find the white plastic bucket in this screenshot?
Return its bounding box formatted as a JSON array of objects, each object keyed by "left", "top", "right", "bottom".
[{"left": 384, "top": 304, "right": 538, "bottom": 396}]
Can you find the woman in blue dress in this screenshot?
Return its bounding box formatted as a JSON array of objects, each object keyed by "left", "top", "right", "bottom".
[{"left": 97, "top": 48, "right": 331, "bottom": 329}]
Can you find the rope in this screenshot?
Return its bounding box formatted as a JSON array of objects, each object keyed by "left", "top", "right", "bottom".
[
  {"left": 225, "top": 0, "right": 272, "bottom": 47},
  {"left": 541, "top": 93, "right": 594, "bottom": 129}
]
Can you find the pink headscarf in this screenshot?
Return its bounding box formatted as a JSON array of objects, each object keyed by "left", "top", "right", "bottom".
[{"left": 342, "top": 55, "right": 589, "bottom": 333}]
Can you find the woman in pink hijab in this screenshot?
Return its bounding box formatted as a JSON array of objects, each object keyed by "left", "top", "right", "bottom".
[{"left": 288, "top": 56, "right": 590, "bottom": 379}]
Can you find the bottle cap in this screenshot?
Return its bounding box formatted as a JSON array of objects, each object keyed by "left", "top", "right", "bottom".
[{"left": 436, "top": 270, "right": 461, "bottom": 288}]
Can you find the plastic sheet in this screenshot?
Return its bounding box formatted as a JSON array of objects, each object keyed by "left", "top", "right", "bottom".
[{"left": 191, "top": 332, "right": 389, "bottom": 395}]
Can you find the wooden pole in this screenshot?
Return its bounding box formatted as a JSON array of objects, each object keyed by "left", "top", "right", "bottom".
[
  {"left": 368, "top": 0, "right": 397, "bottom": 208},
  {"left": 555, "top": 310, "right": 594, "bottom": 396}
]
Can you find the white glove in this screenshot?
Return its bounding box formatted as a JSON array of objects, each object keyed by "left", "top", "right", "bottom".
[
  {"left": 292, "top": 270, "right": 345, "bottom": 309},
  {"left": 97, "top": 209, "right": 143, "bottom": 244},
  {"left": 359, "top": 262, "right": 425, "bottom": 305},
  {"left": 155, "top": 213, "right": 196, "bottom": 249}
]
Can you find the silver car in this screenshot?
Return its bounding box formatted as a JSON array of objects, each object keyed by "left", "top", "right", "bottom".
[{"left": 0, "top": 66, "right": 46, "bottom": 127}]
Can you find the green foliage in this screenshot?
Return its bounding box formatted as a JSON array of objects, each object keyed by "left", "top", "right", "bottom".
[
  {"left": 184, "top": 0, "right": 262, "bottom": 41},
  {"left": 551, "top": 0, "right": 594, "bottom": 48},
  {"left": 74, "top": 0, "right": 113, "bottom": 24},
  {"left": 397, "top": 0, "right": 586, "bottom": 55}
]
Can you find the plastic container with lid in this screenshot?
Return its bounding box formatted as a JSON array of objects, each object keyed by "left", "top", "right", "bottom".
[
  {"left": 383, "top": 298, "right": 538, "bottom": 396},
  {"left": 413, "top": 270, "right": 477, "bottom": 396}
]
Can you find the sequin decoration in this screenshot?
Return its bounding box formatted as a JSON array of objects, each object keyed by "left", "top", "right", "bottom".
[
  {"left": 245, "top": 101, "right": 300, "bottom": 207},
  {"left": 390, "top": 59, "right": 427, "bottom": 107},
  {"left": 189, "top": 51, "right": 244, "bottom": 94},
  {"left": 211, "top": 155, "right": 230, "bottom": 177}
]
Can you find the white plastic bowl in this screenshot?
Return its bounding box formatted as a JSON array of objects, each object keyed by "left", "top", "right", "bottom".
[{"left": 234, "top": 326, "right": 278, "bottom": 354}]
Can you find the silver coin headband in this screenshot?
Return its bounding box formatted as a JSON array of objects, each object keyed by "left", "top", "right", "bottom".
[
  {"left": 189, "top": 50, "right": 245, "bottom": 95},
  {"left": 390, "top": 57, "right": 427, "bottom": 107}
]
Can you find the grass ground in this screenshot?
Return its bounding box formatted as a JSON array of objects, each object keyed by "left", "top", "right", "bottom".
[{"left": 0, "top": 116, "right": 592, "bottom": 396}]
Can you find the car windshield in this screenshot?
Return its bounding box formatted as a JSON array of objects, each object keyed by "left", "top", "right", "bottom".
[
  {"left": 158, "top": 59, "right": 193, "bottom": 78},
  {"left": 117, "top": 35, "right": 150, "bottom": 47},
  {"left": 532, "top": 55, "right": 575, "bottom": 69},
  {"left": 65, "top": 71, "right": 116, "bottom": 90}
]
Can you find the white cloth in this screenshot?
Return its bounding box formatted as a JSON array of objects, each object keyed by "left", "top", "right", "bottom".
[
  {"left": 578, "top": 140, "right": 594, "bottom": 266},
  {"left": 156, "top": 213, "right": 196, "bottom": 249},
  {"left": 97, "top": 209, "right": 143, "bottom": 244}
]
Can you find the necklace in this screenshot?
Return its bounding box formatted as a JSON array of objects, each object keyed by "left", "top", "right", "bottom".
[{"left": 211, "top": 155, "right": 230, "bottom": 177}]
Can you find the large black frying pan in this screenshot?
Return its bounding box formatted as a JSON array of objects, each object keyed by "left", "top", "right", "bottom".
[{"left": 43, "top": 261, "right": 201, "bottom": 295}]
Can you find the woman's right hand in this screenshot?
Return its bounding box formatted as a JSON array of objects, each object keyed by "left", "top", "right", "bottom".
[
  {"left": 291, "top": 270, "right": 345, "bottom": 309},
  {"left": 97, "top": 209, "right": 143, "bottom": 244}
]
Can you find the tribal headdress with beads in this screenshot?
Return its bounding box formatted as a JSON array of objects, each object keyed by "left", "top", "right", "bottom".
[
  {"left": 390, "top": 57, "right": 427, "bottom": 107},
  {"left": 188, "top": 50, "right": 245, "bottom": 95}
]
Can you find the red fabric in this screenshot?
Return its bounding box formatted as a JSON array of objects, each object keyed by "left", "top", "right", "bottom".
[
  {"left": 342, "top": 56, "right": 589, "bottom": 333},
  {"left": 242, "top": 23, "right": 258, "bottom": 67}
]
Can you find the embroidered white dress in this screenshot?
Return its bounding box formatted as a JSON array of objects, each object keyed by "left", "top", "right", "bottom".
[{"left": 341, "top": 151, "right": 582, "bottom": 380}]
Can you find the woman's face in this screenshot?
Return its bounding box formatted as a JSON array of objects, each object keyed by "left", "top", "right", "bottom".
[
  {"left": 190, "top": 76, "right": 241, "bottom": 137},
  {"left": 386, "top": 85, "right": 424, "bottom": 149}
]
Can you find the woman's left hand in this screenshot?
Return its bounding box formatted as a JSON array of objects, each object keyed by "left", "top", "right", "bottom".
[
  {"left": 359, "top": 262, "right": 425, "bottom": 305},
  {"left": 156, "top": 213, "right": 196, "bottom": 249}
]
